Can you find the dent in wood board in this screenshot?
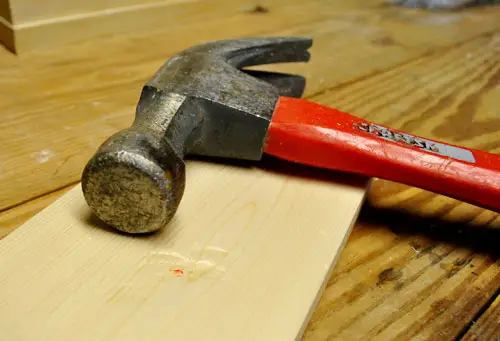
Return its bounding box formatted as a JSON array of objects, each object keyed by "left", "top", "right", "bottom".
[
  {"left": 149, "top": 247, "right": 227, "bottom": 281},
  {"left": 106, "top": 245, "right": 228, "bottom": 304}
]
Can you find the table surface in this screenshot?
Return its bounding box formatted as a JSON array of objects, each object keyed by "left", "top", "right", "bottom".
[{"left": 0, "top": 1, "right": 499, "bottom": 340}]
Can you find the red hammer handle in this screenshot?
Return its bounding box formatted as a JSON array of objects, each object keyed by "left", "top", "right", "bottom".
[{"left": 265, "top": 96, "right": 500, "bottom": 212}]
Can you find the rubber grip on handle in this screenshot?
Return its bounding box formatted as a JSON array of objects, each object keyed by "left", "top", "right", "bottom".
[{"left": 264, "top": 96, "right": 500, "bottom": 212}]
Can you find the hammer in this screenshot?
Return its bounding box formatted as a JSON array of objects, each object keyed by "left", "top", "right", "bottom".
[{"left": 82, "top": 37, "right": 500, "bottom": 234}]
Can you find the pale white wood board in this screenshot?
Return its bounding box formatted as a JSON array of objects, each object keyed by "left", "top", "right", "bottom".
[{"left": 0, "top": 159, "right": 368, "bottom": 341}]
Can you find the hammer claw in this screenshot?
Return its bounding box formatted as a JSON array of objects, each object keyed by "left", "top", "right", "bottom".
[
  {"left": 187, "top": 36, "right": 312, "bottom": 68},
  {"left": 241, "top": 70, "right": 306, "bottom": 98}
]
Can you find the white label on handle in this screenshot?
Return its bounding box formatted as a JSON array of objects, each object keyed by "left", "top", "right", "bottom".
[{"left": 355, "top": 122, "right": 476, "bottom": 163}]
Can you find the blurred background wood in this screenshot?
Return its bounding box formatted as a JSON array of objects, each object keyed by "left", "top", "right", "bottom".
[{"left": 1, "top": 0, "right": 288, "bottom": 53}]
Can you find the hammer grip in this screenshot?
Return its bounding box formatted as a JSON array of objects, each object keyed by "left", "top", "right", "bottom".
[{"left": 265, "top": 96, "right": 500, "bottom": 212}]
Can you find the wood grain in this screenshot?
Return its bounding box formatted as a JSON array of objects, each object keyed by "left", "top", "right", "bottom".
[
  {"left": 462, "top": 293, "right": 500, "bottom": 340},
  {"left": 302, "top": 31, "right": 500, "bottom": 341},
  {"left": 0, "top": 161, "right": 368, "bottom": 341}
]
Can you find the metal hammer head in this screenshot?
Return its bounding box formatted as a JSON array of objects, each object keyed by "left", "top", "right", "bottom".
[{"left": 82, "top": 37, "right": 312, "bottom": 234}]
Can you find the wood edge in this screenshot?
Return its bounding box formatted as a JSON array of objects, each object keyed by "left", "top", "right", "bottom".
[
  {"left": 0, "top": 0, "right": 12, "bottom": 23},
  {"left": 0, "top": 17, "right": 16, "bottom": 53},
  {"left": 0, "top": 184, "right": 76, "bottom": 239},
  {"left": 296, "top": 178, "right": 372, "bottom": 339}
]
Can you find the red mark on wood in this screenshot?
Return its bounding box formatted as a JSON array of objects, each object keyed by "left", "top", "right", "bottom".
[{"left": 169, "top": 268, "right": 184, "bottom": 276}]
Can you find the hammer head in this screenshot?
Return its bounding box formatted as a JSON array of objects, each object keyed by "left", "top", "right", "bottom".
[{"left": 82, "top": 37, "right": 312, "bottom": 234}]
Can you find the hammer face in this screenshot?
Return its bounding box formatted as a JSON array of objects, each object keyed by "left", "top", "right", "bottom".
[{"left": 82, "top": 127, "right": 186, "bottom": 234}]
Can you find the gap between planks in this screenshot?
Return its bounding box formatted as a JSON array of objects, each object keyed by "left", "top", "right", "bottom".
[{"left": 460, "top": 289, "right": 500, "bottom": 340}]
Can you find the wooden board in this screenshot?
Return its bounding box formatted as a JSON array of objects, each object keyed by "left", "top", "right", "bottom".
[
  {"left": 0, "top": 160, "right": 368, "bottom": 340},
  {"left": 4, "top": 0, "right": 180, "bottom": 23},
  {"left": 0, "top": 0, "right": 285, "bottom": 53}
]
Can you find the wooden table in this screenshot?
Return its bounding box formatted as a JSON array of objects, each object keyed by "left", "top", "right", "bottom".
[{"left": 0, "top": 1, "right": 499, "bottom": 339}]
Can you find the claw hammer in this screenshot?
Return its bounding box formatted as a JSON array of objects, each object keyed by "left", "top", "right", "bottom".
[{"left": 81, "top": 37, "right": 500, "bottom": 234}]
